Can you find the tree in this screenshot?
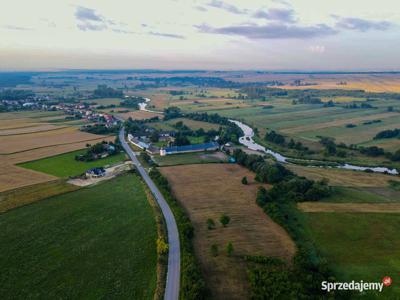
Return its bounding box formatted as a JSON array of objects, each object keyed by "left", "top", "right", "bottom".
[
  {"left": 241, "top": 176, "right": 248, "bottom": 185},
  {"left": 156, "top": 238, "right": 169, "bottom": 255},
  {"left": 220, "top": 214, "right": 230, "bottom": 227},
  {"left": 210, "top": 244, "right": 219, "bottom": 257},
  {"left": 207, "top": 218, "right": 216, "bottom": 230},
  {"left": 226, "top": 242, "right": 234, "bottom": 257},
  {"left": 150, "top": 131, "right": 159, "bottom": 143}
]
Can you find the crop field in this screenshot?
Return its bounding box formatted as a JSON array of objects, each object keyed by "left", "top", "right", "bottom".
[
  {"left": 154, "top": 151, "right": 227, "bottom": 166},
  {"left": 117, "top": 110, "right": 162, "bottom": 120},
  {"left": 359, "top": 138, "right": 400, "bottom": 152},
  {"left": 172, "top": 98, "right": 251, "bottom": 112},
  {"left": 0, "top": 127, "right": 108, "bottom": 154},
  {"left": 85, "top": 97, "right": 122, "bottom": 106},
  {"left": 20, "top": 150, "right": 126, "bottom": 177},
  {"left": 287, "top": 164, "right": 400, "bottom": 187},
  {"left": 201, "top": 97, "right": 400, "bottom": 147},
  {"left": 299, "top": 202, "right": 400, "bottom": 213},
  {"left": 304, "top": 212, "right": 400, "bottom": 298},
  {"left": 160, "top": 164, "right": 295, "bottom": 300},
  {"left": 0, "top": 173, "right": 158, "bottom": 300},
  {"left": 0, "top": 111, "right": 115, "bottom": 192},
  {"left": 227, "top": 73, "right": 400, "bottom": 93},
  {"left": 149, "top": 117, "right": 221, "bottom": 131},
  {"left": 0, "top": 163, "right": 57, "bottom": 193},
  {"left": 0, "top": 180, "right": 79, "bottom": 213}
]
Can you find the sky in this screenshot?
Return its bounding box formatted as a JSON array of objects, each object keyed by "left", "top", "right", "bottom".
[{"left": 0, "top": 0, "right": 399, "bottom": 71}]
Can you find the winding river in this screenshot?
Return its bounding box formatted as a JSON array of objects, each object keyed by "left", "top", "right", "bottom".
[
  {"left": 229, "top": 120, "right": 399, "bottom": 175},
  {"left": 138, "top": 98, "right": 398, "bottom": 175}
]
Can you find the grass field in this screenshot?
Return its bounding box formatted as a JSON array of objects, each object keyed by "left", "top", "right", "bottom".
[
  {"left": 305, "top": 212, "right": 400, "bottom": 298},
  {"left": 20, "top": 150, "right": 126, "bottom": 177},
  {"left": 154, "top": 151, "right": 227, "bottom": 166},
  {"left": 160, "top": 164, "right": 295, "bottom": 299},
  {"left": 0, "top": 173, "right": 158, "bottom": 300},
  {"left": 287, "top": 164, "right": 400, "bottom": 188},
  {"left": 149, "top": 117, "right": 221, "bottom": 131}
]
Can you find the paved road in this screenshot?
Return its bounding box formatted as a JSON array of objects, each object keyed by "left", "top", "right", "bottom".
[{"left": 119, "top": 128, "right": 180, "bottom": 300}]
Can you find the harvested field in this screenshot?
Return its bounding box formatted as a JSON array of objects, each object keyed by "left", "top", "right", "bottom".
[
  {"left": 299, "top": 202, "right": 400, "bottom": 213},
  {"left": 0, "top": 124, "right": 68, "bottom": 136},
  {"left": 287, "top": 164, "right": 400, "bottom": 187},
  {"left": 0, "top": 127, "right": 106, "bottom": 154},
  {"left": 0, "top": 164, "right": 57, "bottom": 193},
  {"left": 117, "top": 110, "right": 162, "bottom": 120},
  {"left": 0, "top": 110, "right": 114, "bottom": 192},
  {"left": 4, "top": 136, "right": 115, "bottom": 164},
  {"left": 160, "top": 164, "right": 295, "bottom": 300},
  {"left": 281, "top": 112, "right": 399, "bottom": 135}
]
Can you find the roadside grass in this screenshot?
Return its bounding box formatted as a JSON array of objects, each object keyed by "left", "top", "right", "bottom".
[
  {"left": 153, "top": 151, "right": 227, "bottom": 166},
  {"left": 0, "top": 173, "right": 158, "bottom": 300},
  {"left": 305, "top": 212, "right": 400, "bottom": 298},
  {"left": 0, "top": 180, "right": 79, "bottom": 213},
  {"left": 19, "top": 149, "right": 126, "bottom": 177}
]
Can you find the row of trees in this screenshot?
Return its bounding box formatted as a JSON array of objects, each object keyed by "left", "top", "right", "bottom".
[
  {"left": 374, "top": 128, "right": 400, "bottom": 139},
  {"left": 233, "top": 149, "right": 331, "bottom": 201},
  {"left": 92, "top": 85, "right": 123, "bottom": 98},
  {"left": 75, "top": 141, "right": 120, "bottom": 162}
]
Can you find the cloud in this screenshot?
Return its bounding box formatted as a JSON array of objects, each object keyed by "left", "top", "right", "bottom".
[
  {"left": 2, "top": 25, "right": 32, "bottom": 31},
  {"left": 207, "top": 0, "right": 248, "bottom": 15},
  {"left": 194, "top": 6, "right": 208, "bottom": 12},
  {"left": 197, "top": 23, "right": 337, "bottom": 39},
  {"left": 309, "top": 45, "right": 325, "bottom": 54},
  {"left": 333, "top": 16, "right": 391, "bottom": 31},
  {"left": 253, "top": 8, "right": 296, "bottom": 23},
  {"left": 75, "top": 6, "right": 107, "bottom": 31},
  {"left": 148, "top": 31, "right": 185, "bottom": 39},
  {"left": 75, "top": 6, "right": 103, "bottom": 22}
]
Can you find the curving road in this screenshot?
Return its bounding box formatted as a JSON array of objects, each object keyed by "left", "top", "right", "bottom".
[{"left": 119, "top": 127, "right": 180, "bottom": 300}]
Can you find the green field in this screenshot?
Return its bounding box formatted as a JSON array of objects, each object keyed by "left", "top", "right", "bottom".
[
  {"left": 0, "top": 173, "right": 157, "bottom": 299},
  {"left": 148, "top": 117, "right": 221, "bottom": 131},
  {"left": 322, "top": 186, "right": 400, "bottom": 203},
  {"left": 305, "top": 212, "right": 400, "bottom": 298},
  {"left": 19, "top": 150, "right": 126, "bottom": 177},
  {"left": 154, "top": 151, "right": 227, "bottom": 166}
]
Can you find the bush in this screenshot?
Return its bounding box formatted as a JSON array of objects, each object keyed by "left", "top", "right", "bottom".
[
  {"left": 206, "top": 218, "right": 216, "bottom": 230},
  {"left": 219, "top": 214, "right": 231, "bottom": 227}
]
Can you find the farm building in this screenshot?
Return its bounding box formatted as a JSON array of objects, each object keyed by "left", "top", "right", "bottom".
[{"left": 160, "top": 142, "right": 219, "bottom": 156}]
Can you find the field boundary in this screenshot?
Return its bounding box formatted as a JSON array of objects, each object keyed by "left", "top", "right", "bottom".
[
  {"left": 298, "top": 202, "right": 400, "bottom": 213},
  {"left": 6, "top": 137, "right": 112, "bottom": 156}
]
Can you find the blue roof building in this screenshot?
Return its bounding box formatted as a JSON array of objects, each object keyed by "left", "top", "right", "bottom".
[{"left": 160, "top": 142, "right": 219, "bottom": 156}]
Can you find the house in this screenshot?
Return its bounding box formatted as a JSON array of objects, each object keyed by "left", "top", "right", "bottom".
[
  {"left": 86, "top": 167, "right": 106, "bottom": 178},
  {"left": 160, "top": 142, "right": 219, "bottom": 156}
]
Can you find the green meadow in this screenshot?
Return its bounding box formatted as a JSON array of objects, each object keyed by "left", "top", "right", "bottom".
[
  {"left": 305, "top": 212, "right": 400, "bottom": 299},
  {"left": 20, "top": 149, "right": 126, "bottom": 177},
  {"left": 0, "top": 173, "right": 157, "bottom": 300}
]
